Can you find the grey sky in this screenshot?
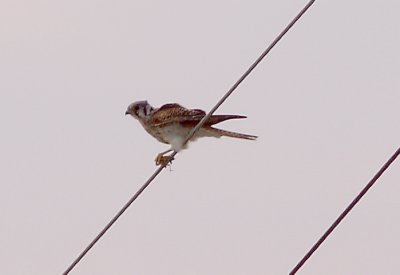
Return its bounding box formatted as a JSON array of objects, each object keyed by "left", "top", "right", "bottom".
[{"left": 1, "top": 0, "right": 399, "bottom": 274}]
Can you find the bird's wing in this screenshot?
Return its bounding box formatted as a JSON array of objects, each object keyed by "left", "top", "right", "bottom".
[
  {"left": 206, "top": 115, "right": 247, "bottom": 125},
  {"left": 148, "top": 103, "right": 206, "bottom": 127}
]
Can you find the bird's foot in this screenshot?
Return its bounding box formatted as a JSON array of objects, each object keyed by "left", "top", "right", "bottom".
[{"left": 155, "top": 153, "right": 174, "bottom": 166}]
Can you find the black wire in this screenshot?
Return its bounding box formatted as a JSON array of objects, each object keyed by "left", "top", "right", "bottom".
[
  {"left": 176, "top": 0, "right": 317, "bottom": 150},
  {"left": 63, "top": 1, "right": 317, "bottom": 273},
  {"left": 63, "top": 166, "right": 164, "bottom": 275},
  {"left": 289, "top": 147, "right": 400, "bottom": 274}
]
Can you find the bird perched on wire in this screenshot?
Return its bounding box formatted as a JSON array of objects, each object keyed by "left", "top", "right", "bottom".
[{"left": 125, "top": 100, "right": 257, "bottom": 166}]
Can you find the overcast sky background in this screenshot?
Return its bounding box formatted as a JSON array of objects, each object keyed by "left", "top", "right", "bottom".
[{"left": 1, "top": 0, "right": 400, "bottom": 274}]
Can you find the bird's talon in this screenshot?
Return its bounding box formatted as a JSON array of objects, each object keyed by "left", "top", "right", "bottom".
[{"left": 155, "top": 154, "right": 174, "bottom": 166}]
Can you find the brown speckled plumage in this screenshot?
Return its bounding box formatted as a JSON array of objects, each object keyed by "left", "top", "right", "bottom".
[
  {"left": 125, "top": 101, "right": 257, "bottom": 164},
  {"left": 148, "top": 103, "right": 251, "bottom": 130}
]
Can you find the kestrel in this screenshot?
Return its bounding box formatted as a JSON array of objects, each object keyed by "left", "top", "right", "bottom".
[{"left": 125, "top": 100, "right": 257, "bottom": 166}]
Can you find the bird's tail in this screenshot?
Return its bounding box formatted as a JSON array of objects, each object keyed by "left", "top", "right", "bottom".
[{"left": 206, "top": 126, "right": 257, "bottom": 140}]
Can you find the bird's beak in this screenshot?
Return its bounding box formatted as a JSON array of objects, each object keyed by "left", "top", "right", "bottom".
[{"left": 125, "top": 111, "right": 130, "bottom": 115}]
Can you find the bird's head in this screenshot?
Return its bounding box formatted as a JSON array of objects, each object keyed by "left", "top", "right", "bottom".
[{"left": 125, "top": 100, "right": 154, "bottom": 120}]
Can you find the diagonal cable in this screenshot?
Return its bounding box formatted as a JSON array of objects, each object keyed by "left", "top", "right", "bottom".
[
  {"left": 289, "top": 147, "right": 400, "bottom": 274},
  {"left": 173, "top": 0, "right": 316, "bottom": 153},
  {"left": 63, "top": 1, "right": 316, "bottom": 274}
]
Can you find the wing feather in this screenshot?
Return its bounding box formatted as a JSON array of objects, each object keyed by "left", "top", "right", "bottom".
[
  {"left": 148, "top": 103, "right": 205, "bottom": 126},
  {"left": 148, "top": 103, "right": 249, "bottom": 128}
]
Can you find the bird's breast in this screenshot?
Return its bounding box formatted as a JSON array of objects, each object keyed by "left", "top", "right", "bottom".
[{"left": 141, "top": 122, "right": 183, "bottom": 143}]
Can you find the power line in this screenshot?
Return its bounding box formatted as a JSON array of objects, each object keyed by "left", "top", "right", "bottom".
[
  {"left": 171, "top": 0, "right": 317, "bottom": 152},
  {"left": 63, "top": 1, "right": 316, "bottom": 274},
  {"left": 63, "top": 166, "right": 164, "bottom": 275},
  {"left": 289, "top": 147, "right": 400, "bottom": 275}
]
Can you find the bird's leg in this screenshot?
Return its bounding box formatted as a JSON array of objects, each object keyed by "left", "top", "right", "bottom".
[{"left": 155, "top": 149, "right": 174, "bottom": 166}]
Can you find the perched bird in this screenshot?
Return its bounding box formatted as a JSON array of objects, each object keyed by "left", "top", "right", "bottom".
[{"left": 125, "top": 100, "right": 257, "bottom": 165}]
